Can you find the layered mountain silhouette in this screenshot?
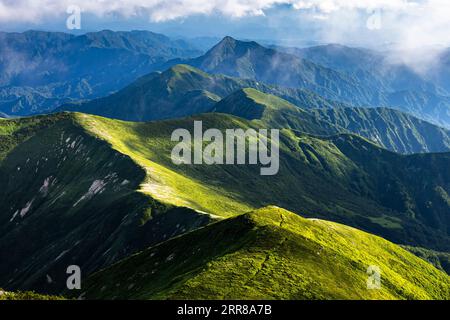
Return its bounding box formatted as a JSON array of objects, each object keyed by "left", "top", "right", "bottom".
[
  {"left": 56, "top": 64, "right": 346, "bottom": 121},
  {"left": 0, "top": 30, "right": 201, "bottom": 116},
  {"left": 166, "top": 37, "right": 450, "bottom": 128},
  {"left": 58, "top": 66, "right": 450, "bottom": 154}
]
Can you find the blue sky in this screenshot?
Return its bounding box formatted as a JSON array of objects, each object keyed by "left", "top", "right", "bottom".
[{"left": 0, "top": 1, "right": 449, "bottom": 49}]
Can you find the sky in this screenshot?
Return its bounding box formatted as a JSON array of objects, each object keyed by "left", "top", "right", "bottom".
[{"left": 0, "top": 0, "right": 449, "bottom": 50}]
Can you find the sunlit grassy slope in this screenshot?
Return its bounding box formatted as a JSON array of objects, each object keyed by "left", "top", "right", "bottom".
[
  {"left": 0, "top": 113, "right": 213, "bottom": 293},
  {"left": 1, "top": 112, "right": 449, "bottom": 296},
  {"left": 0, "top": 289, "right": 64, "bottom": 300},
  {"left": 81, "top": 206, "right": 449, "bottom": 300},
  {"left": 74, "top": 112, "right": 450, "bottom": 251},
  {"left": 75, "top": 112, "right": 254, "bottom": 217}
]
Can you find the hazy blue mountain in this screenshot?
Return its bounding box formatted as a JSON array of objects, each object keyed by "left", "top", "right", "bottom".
[
  {"left": 168, "top": 37, "right": 450, "bottom": 128},
  {"left": 274, "top": 44, "right": 443, "bottom": 93},
  {"left": 275, "top": 43, "right": 450, "bottom": 128},
  {"left": 166, "top": 36, "right": 374, "bottom": 104},
  {"left": 0, "top": 30, "right": 201, "bottom": 116},
  {"left": 428, "top": 48, "right": 450, "bottom": 94}
]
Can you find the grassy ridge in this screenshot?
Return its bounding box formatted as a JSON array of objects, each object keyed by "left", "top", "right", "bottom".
[
  {"left": 0, "top": 113, "right": 213, "bottom": 293},
  {"left": 1, "top": 112, "right": 449, "bottom": 296},
  {"left": 81, "top": 206, "right": 449, "bottom": 300},
  {"left": 75, "top": 112, "right": 450, "bottom": 251}
]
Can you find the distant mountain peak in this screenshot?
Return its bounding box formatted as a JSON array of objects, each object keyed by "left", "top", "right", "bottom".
[{"left": 207, "top": 36, "right": 262, "bottom": 56}]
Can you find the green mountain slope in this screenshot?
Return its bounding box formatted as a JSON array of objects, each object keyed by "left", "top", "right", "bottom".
[
  {"left": 171, "top": 37, "right": 374, "bottom": 105},
  {"left": 71, "top": 112, "right": 450, "bottom": 251},
  {"left": 212, "top": 88, "right": 337, "bottom": 135},
  {"left": 1, "top": 112, "right": 449, "bottom": 295},
  {"left": 57, "top": 64, "right": 347, "bottom": 121},
  {"left": 0, "top": 289, "right": 64, "bottom": 300},
  {"left": 214, "top": 88, "right": 450, "bottom": 154},
  {"left": 0, "top": 114, "right": 213, "bottom": 293},
  {"left": 171, "top": 37, "right": 450, "bottom": 128},
  {"left": 80, "top": 206, "right": 449, "bottom": 300},
  {"left": 308, "top": 107, "right": 450, "bottom": 154},
  {"left": 402, "top": 246, "right": 450, "bottom": 274}
]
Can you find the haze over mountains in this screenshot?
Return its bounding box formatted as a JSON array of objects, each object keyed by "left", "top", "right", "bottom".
[
  {"left": 0, "top": 30, "right": 449, "bottom": 299},
  {"left": 0, "top": 30, "right": 201, "bottom": 116},
  {"left": 2, "top": 30, "right": 449, "bottom": 130},
  {"left": 170, "top": 37, "right": 450, "bottom": 128}
]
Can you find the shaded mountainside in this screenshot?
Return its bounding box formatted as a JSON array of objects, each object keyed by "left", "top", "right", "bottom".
[
  {"left": 0, "top": 30, "right": 201, "bottom": 116},
  {"left": 0, "top": 114, "right": 213, "bottom": 293},
  {"left": 309, "top": 107, "right": 450, "bottom": 154},
  {"left": 213, "top": 88, "right": 450, "bottom": 154},
  {"left": 170, "top": 37, "right": 450, "bottom": 128},
  {"left": 402, "top": 246, "right": 450, "bottom": 274},
  {"left": 57, "top": 64, "right": 347, "bottom": 121},
  {"left": 0, "top": 113, "right": 449, "bottom": 296},
  {"left": 80, "top": 207, "right": 449, "bottom": 300}
]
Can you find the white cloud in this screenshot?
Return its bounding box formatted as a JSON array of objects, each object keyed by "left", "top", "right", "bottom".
[
  {"left": 0, "top": 1, "right": 428, "bottom": 22},
  {"left": 0, "top": 0, "right": 449, "bottom": 50},
  {"left": 0, "top": 0, "right": 289, "bottom": 23}
]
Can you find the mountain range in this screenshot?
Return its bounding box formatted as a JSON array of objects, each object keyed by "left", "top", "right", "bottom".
[
  {"left": 0, "top": 30, "right": 449, "bottom": 300},
  {"left": 168, "top": 37, "right": 450, "bottom": 128},
  {"left": 58, "top": 65, "right": 450, "bottom": 154},
  {"left": 0, "top": 30, "right": 201, "bottom": 116},
  {"left": 1, "top": 112, "right": 449, "bottom": 295}
]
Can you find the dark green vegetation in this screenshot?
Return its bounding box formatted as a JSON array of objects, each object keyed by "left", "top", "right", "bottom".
[
  {"left": 0, "top": 112, "right": 448, "bottom": 298},
  {"left": 0, "top": 114, "right": 212, "bottom": 293},
  {"left": 214, "top": 88, "right": 450, "bottom": 154},
  {"left": 171, "top": 37, "right": 450, "bottom": 128},
  {"left": 0, "top": 30, "right": 201, "bottom": 116},
  {"left": 74, "top": 112, "right": 450, "bottom": 251},
  {"left": 402, "top": 246, "right": 450, "bottom": 274},
  {"left": 308, "top": 107, "right": 450, "bottom": 154},
  {"left": 81, "top": 207, "right": 449, "bottom": 300},
  {"left": 1, "top": 31, "right": 448, "bottom": 301}
]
